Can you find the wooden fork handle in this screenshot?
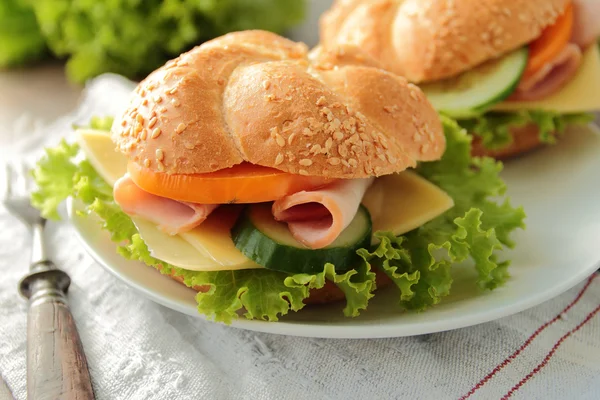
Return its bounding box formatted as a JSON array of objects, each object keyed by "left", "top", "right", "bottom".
[{"left": 21, "top": 264, "right": 95, "bottom": 400}]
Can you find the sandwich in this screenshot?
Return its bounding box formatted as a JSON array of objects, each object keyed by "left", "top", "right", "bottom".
[
  {"left": 31, "top": 31, "right": 525, "bottom": 323},
  {"left": 321, "top": 0, "right": 600, "bottom": 158}
]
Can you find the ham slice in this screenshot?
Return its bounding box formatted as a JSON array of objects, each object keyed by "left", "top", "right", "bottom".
[
  {"left": 510, "top": 44, "right": 583, "bottom": 101},
  {"left": 114, "top": 174, "right": 217, "bottom": 235},
  {"left": 272, "top": 178, "right": 374, "bottom": 249},
  {"left": 572, "top": 0, "right": 600, "bottom": 48}
]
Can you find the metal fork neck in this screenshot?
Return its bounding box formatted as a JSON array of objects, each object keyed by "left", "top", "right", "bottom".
[{"left": 30, "top": 221, "right": 48, "bottom": 266}]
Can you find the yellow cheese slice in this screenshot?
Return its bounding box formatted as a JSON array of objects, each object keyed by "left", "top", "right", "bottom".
[
  {"left": 493, "top": 45, "right": 600, "bottom": 113},
  {"left": 75, "top": 129, "right": 127, "bottom": 186},
  {"left": 179, "top": 207, "right": 261, "bottom": 267},
  {"left": 362, "top": 171, "right": 454, "bottom": 238},
  {"left": 133, "top": 216, "right": 262, "bottom": 271}
]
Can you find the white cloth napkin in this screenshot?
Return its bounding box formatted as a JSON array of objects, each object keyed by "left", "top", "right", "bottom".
[{"left": 0, "top": 76, "right": 599, "bottom": 400}]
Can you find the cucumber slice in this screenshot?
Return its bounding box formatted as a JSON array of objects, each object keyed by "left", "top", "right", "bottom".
[
  {"left": 420, "top": 47, "right": 529, "bottom": 118},
  {"left": 232, "top": 204, "right": 372, "bottom": 274}
]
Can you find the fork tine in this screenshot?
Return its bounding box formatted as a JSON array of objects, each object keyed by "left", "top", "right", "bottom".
[
  {"left": 20, "top": 162, "right": 32, "bottom": 192},
  {"left": 4, "top": 163, "right": 13, "bottom": 199}
]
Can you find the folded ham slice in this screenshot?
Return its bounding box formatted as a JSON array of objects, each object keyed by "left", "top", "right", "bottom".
[
  {"left": 272, "top": 178, "right": 374, "bottom": 249},
  {"left": 572, "top": 0, "right": 600, "bottom": 48},
  {"left": 510, "top": 44, "right": 583, "bottom": 101},
  {"left": 114, "top": 174, "right": 217, "bottom": 235}
]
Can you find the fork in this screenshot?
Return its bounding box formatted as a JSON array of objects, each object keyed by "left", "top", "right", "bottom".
[{"left": 3, "top": 163, "right": 95, "bottom": 400}]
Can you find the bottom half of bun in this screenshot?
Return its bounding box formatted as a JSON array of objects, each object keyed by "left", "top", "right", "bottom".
[
  {"left": 160, "top": 265, "right": 393, "bottom": 306},
  {"left": 471, "top": 124, "right": 545, "bottom": 159}
]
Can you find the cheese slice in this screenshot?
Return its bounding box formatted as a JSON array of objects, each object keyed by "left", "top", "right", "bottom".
[
  {"left": 179, "top": 207, "right": 260, "bottom": 267},
  {"left": 133, "top": 216, "right": 262, "bottom": 271},
  {"left": 493, "top": 45, "right": 600, "bottom": 113},
  {"left": 78, "top": 128, "right": 455, "bottom": 271},
  {"left": 362, "top": 171, "right": 454, "bottom": 239},
  {"left": 75, "top": 129, "right": 127, "bottom": 186}
]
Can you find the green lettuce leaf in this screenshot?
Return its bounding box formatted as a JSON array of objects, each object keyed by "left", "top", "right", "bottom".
[
  {"left": 457, "top": 110, "right": 594, "bottom": 150},
  {"left": 24, "top": 0, "right": 305, "bottom": 83},
  {"left": 0, "top": 0, "right": 47, "bottom": 67},
  {"left": 31, "top": 115, "right": 525, "bottom": 321},
  {"left": 367, "top": 116, "right": 526, "bottom": 310}
]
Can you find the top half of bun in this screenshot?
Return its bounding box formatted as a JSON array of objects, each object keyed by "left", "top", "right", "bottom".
[
  {"left": 320, "top": 0, "right": 570, "bottom": 83},
  {"left": 111, "top": 30, "right": 445, "bottom": 179}
]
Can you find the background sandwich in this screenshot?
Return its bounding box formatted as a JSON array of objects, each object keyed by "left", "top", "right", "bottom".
[
  {"left": 321, "top": 0, "right": 600, "bottom": 158},
  {"left": 32, "top": 31, "right": 525, "bottom": 323}
]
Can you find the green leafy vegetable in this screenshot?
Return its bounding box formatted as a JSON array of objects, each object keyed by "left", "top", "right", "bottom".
[
  {"left": 23, "top": 0, "right": 305, "bottom": 83},
  {"left": 358, "top": 117, "right": 526, "bottom": 310},
  {"left": 457, "top": 110, "right": 594, "bottom": 150},
  {"left": 0, "top": 0, "right": 46, "bottom": 67},
  {"left": 31, "top": 115, "right": 525, "bottom": 322}
]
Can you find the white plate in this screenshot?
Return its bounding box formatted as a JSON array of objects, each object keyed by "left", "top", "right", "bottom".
[{"left": 68, "top": 124, "right": 600, "bottom": 338}]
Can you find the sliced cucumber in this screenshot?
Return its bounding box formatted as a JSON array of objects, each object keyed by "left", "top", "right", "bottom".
[
  {"left": 231, "top": 204, "right": 372, "bottom": 274},
  {"left": 420, "top": 47, "right": 529, "bottom": 118}
]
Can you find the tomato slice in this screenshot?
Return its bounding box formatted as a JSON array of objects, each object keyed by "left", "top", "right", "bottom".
[
  {"left": 523, "top": 3, "right": 574, "bottom": 79},
  {"left": 128, "top": 162, "right": 335, "bottom": 204}
]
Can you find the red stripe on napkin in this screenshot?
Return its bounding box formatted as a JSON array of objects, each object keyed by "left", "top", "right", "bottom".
[
  {"left": 460, "top": 274, "right": 598, "bottom": 400},
  {"left": 502, "top": 302, "right": 600, "bottom": 399}
]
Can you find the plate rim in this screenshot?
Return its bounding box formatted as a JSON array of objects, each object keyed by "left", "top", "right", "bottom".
[{"left": 66, "top": 198, "right": 600, "bottom": 339}]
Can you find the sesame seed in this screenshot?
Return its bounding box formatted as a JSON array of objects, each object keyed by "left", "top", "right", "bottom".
[
  {"left": 299, "top": 159, "right": 313, "bottom": 167},
  {"left": 387, "top": 152, "right": 397, "bottom": 164},
  {"left": 275, "top": 153, "right": 284, "bottom": 165},
  {"left": 157, "top": 161, "right": 165, "bottom": 172},
  {"left": 275, "top": 134, "right": 285, "bottom": 147},
  {"left": 310, "top": 144, "right": 322, "bottom": 155},
  {"left": 338, "top": 144, "right": 349, "bottom": 157},
  {"left": 333, "top": 131, "right": 344, "bottom": 140},
  {"left": 288, "top": 132, "right": 297, "bottom": 145},
  {"left": 160, "top": 107, "right": 168, "bottom": 113},
  {"left": 147, "top": 83, "right": 156, "bottom": 91},
  {"left": 348, "top": 159, "right": 358, "bottom": 168},
  {"left": 171, "top": 98, "right": 180, "bottom": 107},
  {"left": 140, "top": 90, "right": 147, "bottom": 97},
  {"left": 184, "top": 142, "right": 195, "bottom": 150},
  {"left": 341, "top": 159, "right": 350, "bottom": 168},
  {"left": 175, "top": 123, "right": 187, "bottom": 134},
  {"left": 325, "top": 138, "right": 333, "bottom": 151},
  {"left": 287, "top": 152, "right": 296, "bottom": 162},
  {"left": 263, "top": 81, "right": 271, "bottom": 90},
  {"left": 316, "top": 96, "right": 327, "bottom": 106},
  {"left": 148, "top": 117, "right": 157, "bottom": 129},
  {"left": 151, "top": 128, "right": 162, "bottom": 139},
  {"left": 302, "top": 128, "right": 315, "bottom": 137},
  {"left": 299, "top": 169, "right": 309, "bottom": 176},
  {"left": 140, "top": 130, "right": 147, "bottom": 140},
  {"left": 217, "top": 78, "right": 225, "bottom": 86},
  {"left": 156, "top": 149, "right": 164, "bottom": 161},
  {"left": 328, "top": 157, "right": 341, "bottom": 166},
  {"left": 143, "top": 159, "right": 151, "bottom": 168},
  {"left": 135, "top": 122, "right": 143, "bottom": 134},
  {"left": 413, "top": 132, "right": 422, "bottom": 142},
  {"left": 168, "top": 87, "right": 178, "bottom": 95},
  {"left": 421, "top": 143, "right": 430, "bottom": 154},
  {"left": 142, "top": 99, "right": 149, "bottom": 106},
  {"left": 120, "top": 119, "right": 127, "bottom": 127},
  {"left": 136, "top": 114, "right": 144, "bottom": 125},
  {"left": 410, "top": 90, "right": 419, "bottom": 101},
  {"left": 154, "top": 95, "right": 163, "bottom": 103}
]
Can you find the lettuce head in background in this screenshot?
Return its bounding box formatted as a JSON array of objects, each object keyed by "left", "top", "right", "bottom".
[{"left": 0, "top": 0, "right": 306, "bottom": 83}]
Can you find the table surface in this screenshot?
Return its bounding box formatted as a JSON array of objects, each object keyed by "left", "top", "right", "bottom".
[{"left": 0, "top": 63, "right": 81, "bottom": 135}]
